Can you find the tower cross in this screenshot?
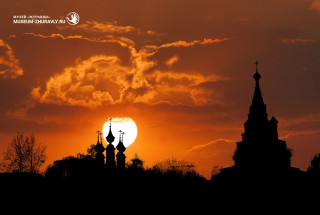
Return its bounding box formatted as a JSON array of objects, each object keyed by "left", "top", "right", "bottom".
[
  {"left": 118, "top": 130, "right": 125, "bottom": 141},
  {"left": 109, "top": 118, "right": 113, "bottom": 128},
  {"left": 121, "top": 131, "right": 125, "bottom": 142},
  {"left": 118, "top": 130, "right": 122, "bottom": 140},
  {"left": 255, "top": 61, "right": 259, "bottom": 72},
  {"left": 96, "top": 130, "right": 100, "bottom": 139}
]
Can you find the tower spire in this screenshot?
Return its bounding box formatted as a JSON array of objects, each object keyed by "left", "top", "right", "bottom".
[
  {"left": 96, "top": 130, "right": 100, "bottom": 144},
  {"left": 116, "top": 130, "right": 126, "bottom": 169},
  {"left": 105, "top": 118, "right": 116, "bottom": 168},
  {"left": 249, "top": 61, "right": 267, "bottom": 120},
  {"left": 121, "top": 131, "right": 125, "bottom": 142},
  {"left": 106, "top": 118, "right": 115, "bottom": 144},
  {"left": 117, "top": 130, "right": 126, "bottom": 152},
  {"left": 94, "top": 130, "right": 105, "bottom": 168}
]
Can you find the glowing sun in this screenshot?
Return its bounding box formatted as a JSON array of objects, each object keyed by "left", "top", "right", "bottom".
[{"left": 102, "top": 117, "right": 138, "bottom": 148}]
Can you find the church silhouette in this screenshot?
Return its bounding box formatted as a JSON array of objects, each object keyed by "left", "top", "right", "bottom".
[
  {"left": 94, "top": 120, "right": 126, "bottom": 169},
  {"left": 213, "top": 62, "right": 304, "bottom": 186}
]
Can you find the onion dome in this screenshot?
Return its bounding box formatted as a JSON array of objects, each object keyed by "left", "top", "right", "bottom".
[
  {"left": 106, "top": 123, "right": 115, "bottom": 144},
  {"left": 252, "top": 71, "right": 264, "bottom": 108},
  {"left": 116, "top": 130, "right": 126, "bottom": 152},
  {"left": 94, "top": 131, "right": 105, "bottom": 153},
  {"left": 95, "top": 143, "right": 104, "bottom": 153},
  {"left": 116, "top": 139, "right": 126, "bottom": 153}
]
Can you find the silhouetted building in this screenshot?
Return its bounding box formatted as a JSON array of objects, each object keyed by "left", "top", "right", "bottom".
[
  {"left": 233, "top": 64, "right": 292, "bottom": 170},
  {"left": 116, "top": 130, "right": 126, "bottom": 169},
  {"left": 93, "top": 120, "right": 127, "bottom": 169},
  {"left": 105, "top": 121, "right": 116, "bottom": 168},
  {"left": 94, "top": 131, "right": 105, "bottom": 168},
  {"left": 214, "top": 62, "right": 304, "bottom": 184}
]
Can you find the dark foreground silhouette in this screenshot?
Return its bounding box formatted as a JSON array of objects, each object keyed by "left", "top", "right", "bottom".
[
  {"left": 1, "top": 152, "right": 320, "bottom": 210},
  {"left": 1, "top": 163, "right": 320, "bottom": 207}
]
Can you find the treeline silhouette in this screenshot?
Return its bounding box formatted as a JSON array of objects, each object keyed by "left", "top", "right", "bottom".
[
  {"left": 44, "top": 154, "right": 208, "bottom": 194},
  {"left": 1, "top": 145, "right": 320, "bottom": 207},
  {"left": 1, "top": 136, "right": 320, "bottom": 204},
  {"left": 0, "top": 141, "right": 207, "bottom": 195},
  {"left": 2, "top": 151, "right": 320, "bottom": 191}
]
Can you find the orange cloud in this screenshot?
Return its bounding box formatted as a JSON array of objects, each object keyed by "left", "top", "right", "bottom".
[
  {"left": 57, "top": 21, "right": 136, "bottom": 34},
  {"left": 23, "top": 32, "right": 134, "bottom": 48},
  {"left": 311, "top": 0, "right": 320, "bottom": 13},
  {"left": 24, "top": 32, "right": 227, "bottom": 108},
  {"left": 148, "top": 70, "right": 223, "bottom": 105},
  {"left": 23, "top": 32, "right": 228, "bottom": 57},
  {"left": 146, "top": 30, "right": 162, "bottom": 36},
  {"left": 0, "top": 39, "right": 23, "bottom": 79},
  {"left": 152, "top": 70, "right": 218, "bottom": 85},
  {"left": 165, "top": 56, "right": 179, "bottom": 67},
  {"left": 183, "top": 138, "right": 236, "bottom": 154},
  {"left": 32, "top": 55, "right": 131, "bottom": 107},
  {"left": 178, "top": 138, "right": 236, "bottom": 179},
  {"left": 278, "top": 112, "right": 320, "bottom": 139},
  {"left": 281, "top": 38, "right": 315, "bottom": 44},
  {"left": 146, "top": 38, "right": 229, "bottom": 49},
  {"left": 280, "top": 112, "right": 320, "bottom": 128},
  {"left": 24, "top": 33, "right": 73, "bottom": 39},
  {"left": 280, "top": 130, "right": 320, "bottom": 139},
  {"left": 31, "top": 54, "right": 222, "bottom": 107}
]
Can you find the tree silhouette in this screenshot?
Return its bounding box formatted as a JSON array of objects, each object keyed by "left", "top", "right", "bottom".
[
  {"left": 307, "top": 153, "right": 320, "bottom": 175},
  {"left": 77, "top": 144, "right": 96, "bottom": 159},
  {"left": 151, "top": 158, "right": 198, "bottom": 177},
  {"left": 210, "top": 165, "right": 223, "bottom": 179},
  {"left": 1, "top": 132, "right": 47, "bottom": 173},
  {"left": 128, "top": 153, "right": 144, "bottom": 169}
]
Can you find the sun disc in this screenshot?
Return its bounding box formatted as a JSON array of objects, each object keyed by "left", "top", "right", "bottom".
[{"left": 102, "top": 117, "right": 137, "bottom": 148}]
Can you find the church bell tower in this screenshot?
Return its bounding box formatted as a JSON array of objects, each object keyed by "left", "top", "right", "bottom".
[
  {"left": 105, "top": 119, "right": 116, "bottom": 168},
  {"left": 94, "top": 130, "right": 105, "bottom": 168},
  {"left": 116, "top": 130, "right": 126, "bottom": 169},
  {"left": 233, "top": 61, "right": 292, "bottom": 170}
]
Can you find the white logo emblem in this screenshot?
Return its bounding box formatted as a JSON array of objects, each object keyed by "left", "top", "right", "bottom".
[{"left": 66, "top": 12, "right": 80, "bottom": 25}]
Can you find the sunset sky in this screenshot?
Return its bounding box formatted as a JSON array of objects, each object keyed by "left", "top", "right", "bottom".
[{"left": 1, "top": 0, "right": 320, "bottom": 178}]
